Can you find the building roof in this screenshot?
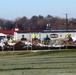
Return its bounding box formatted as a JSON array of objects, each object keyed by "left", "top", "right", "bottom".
[
  {"left": 0, "top": 30, "right": 76, "bottom": 35},
  {"left": 0, "top": 30, "right": 14, "bottom": 35}
]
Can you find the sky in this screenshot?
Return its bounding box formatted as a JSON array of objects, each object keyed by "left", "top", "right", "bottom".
[{"left": 0, "top": 0, "right": 76, "bottom": 20}]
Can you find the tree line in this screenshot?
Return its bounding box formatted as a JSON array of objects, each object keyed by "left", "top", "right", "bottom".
[{"left": 0, "top": 15, "right": 76, "bottom": 30}]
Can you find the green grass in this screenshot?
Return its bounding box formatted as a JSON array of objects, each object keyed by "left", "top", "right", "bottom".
[{"left": 0, "top": 49, "right": 76, "bottom": 75}]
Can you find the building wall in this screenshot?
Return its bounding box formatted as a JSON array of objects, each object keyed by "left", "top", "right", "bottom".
[{"left": 14, "top": 31, "right": 76, "bottom": 41}]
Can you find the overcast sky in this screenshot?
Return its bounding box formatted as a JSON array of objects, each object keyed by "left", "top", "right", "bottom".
[{"left": 0, "top": 0, "right": 76, "bottom": 20}]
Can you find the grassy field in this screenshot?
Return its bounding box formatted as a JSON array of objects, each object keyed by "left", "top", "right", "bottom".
[{"left": 0, "top": 49, "right": 76, "bottom": 75}]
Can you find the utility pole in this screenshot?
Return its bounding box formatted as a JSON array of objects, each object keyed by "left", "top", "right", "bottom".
[{"left": 65, "top": 13, "right": 68, "bottom": 31}]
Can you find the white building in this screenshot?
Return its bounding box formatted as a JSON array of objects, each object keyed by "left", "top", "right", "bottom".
[{"left": 14, "top": 30, "right": 76, "bottom": 41}]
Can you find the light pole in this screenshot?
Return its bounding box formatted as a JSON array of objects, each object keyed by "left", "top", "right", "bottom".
[{"left": 46, "top": 17, "right": 51, "bottom": 30}]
